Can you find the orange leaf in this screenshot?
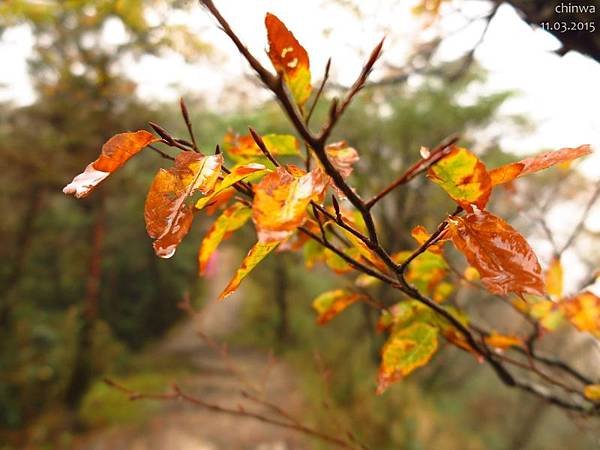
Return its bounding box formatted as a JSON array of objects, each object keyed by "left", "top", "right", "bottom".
[
  {"left": 63, "top": 130, "right": 159, "bottom": 198},
  {"left": 584, "top": 385, "right": 600, "bottom": 401},
  {"left": 559, "top": 291, "right": 600, "bottom": 337},
  {"left": 145, "top": 152, "right": 223, "bottom": 258},
  {"left": 265, "top": 13, "right": 312, "bottom": 107},
  {"left": 484, "top": 333, "right": 524, "bottom": 350},
  {"left": 312, "top": 289, "right": 363, "bottom": 325},
  {"left": 447, "top": 210, "right": 544, "bottom": 297},
  {"left": 225, "top": 132, "right": 300, "bottom": 159},
  {"left": 410, "top": 225, "right": 446, "bottom": 254},
  {"left": 219, "top": 241, "right": 279, "bottom": 299},
  {"left": 427, "top": 146, "right": 492, "bottom": 210},
  {"left": 489, "top": 145, "right": 592, "bottom": 186},
  {"left": 198, "top": 203, "right": 252, "bottom": 275},
  {"left": 252, "top": 166, "right": 328, "bottom": 243},
  {"left": 325, "top": 141, "right": 359, "bottom": 178},
  {"left": 489, "top": 162, "right": 523, "bottom": 186}
]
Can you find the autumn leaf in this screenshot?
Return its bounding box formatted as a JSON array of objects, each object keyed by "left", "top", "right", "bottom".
[
  {"left": 427, "top": 146, "right": 492, "bottom": 210},
  {"left": 447, "top": 210, "right": 545, "bottom": 297},
  {"left": 225, "top": 132, "right": 300, "bottom": 160},
  {"left": 325, "top": 141, "right": 359, "bottom": 178},
  {"left": 484, "top": 333, "right": 524, "bottom": 350},
  {"left": 559, "top": 291, "right": 600, "bottom": 338},
  {"left": 265, "top": 12, "right": 312, "bottom": 107},
  {"left": 405, "top": 251, "right": 449, "bottom": 296},
  {"left": 312, "top": 289, "right": 363, "bottom": 324},
  {"left": 584, "top": 385, "right": 600, "bottom": 402},
  {"left": 252, "top": 166, "right": 328, "bottom": 243},
  {"left": 489, "top": 145, "right": 592, "bottom": 186},
  {"left": 545, "top": 257, "right": 563, "bottom": 299},
  {"left": 219, "top": 241, "right": 279, "bottom": 299},
  {"left": 145, "top": 152, "right": 223, "bottom": 258},
  {"left": 198, "top": 203, "right": 252, "bottom": 275},
  {"left": 410, "top": 225, "right": 446, "bottom": 254},
  {"left": 195, "top": 163, "right": 269, "bottom": 211},
  {"left": 377, "top": 322, "right": 438, "bottom": 394},
  {"left": 63, "top": 130, "right": 159, "bottom": 198}
]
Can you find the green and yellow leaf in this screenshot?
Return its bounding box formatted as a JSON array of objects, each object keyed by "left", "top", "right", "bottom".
[
  {"left": 377, "top": 322, "right": 439, "bottom": 394},
  {"left": 427, "top": 146, "right": 492, "bottom": 210},
  {"left": 219, "top": 241, "right": 279, "bottom": 299},
  {"left": 198, "top": 203, "right": 252, "bottom": 275}
]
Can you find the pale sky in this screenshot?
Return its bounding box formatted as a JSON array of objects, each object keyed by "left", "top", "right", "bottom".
[{"left": 1, "top": 0, "right": 598, "bottom": 292}]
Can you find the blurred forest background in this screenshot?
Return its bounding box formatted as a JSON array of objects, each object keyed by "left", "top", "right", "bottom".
[{"left": 1, "top": 1, "right": 599, "bottom": 449}]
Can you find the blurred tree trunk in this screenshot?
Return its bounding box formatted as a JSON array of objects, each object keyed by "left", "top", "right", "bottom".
[
  {"left": 274, "top": 257, "right": 290, "bottom": 343},
  {"left": 0, "top": 185, "right": 44, "bottom": 327},
  {"left": 64, "top": 197, "right": 106, "bottom": 414}
]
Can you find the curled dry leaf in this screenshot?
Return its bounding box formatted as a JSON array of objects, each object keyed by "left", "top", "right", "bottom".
[
  {"left": 145, "top": 152, "right": 223, "bottom": 258},
  {"left": 427, "top": 146, "right": 492, "bottom": 210},
  {"left": 63, "top": 130, "right": 159, "bottom": 198},
  {"left": 265, "top": 12, "right": 312, "bottom": 107},
  {"left": 252, "top": 166, "right": 328, "bottom": 243},
  {"left": 377, "top": 322, "right": 439, "bottom": 394},
  {"left": 198, "top": 202, "right": 252, "bottom": 275},
  {"left": 325, "top": 141, "right": 360, "bottom": 178},
  {"left": 447, "top": 210, "right": 545, "bottom": 297},
  {"left": 312, "top": 289, "right": 363, "bottom": 324},
  {"left": 219, "top": 241, "right": 279, "bottom": 299},
  {"left": 489, "top": 144, "right": 592, "bottom": 186}
]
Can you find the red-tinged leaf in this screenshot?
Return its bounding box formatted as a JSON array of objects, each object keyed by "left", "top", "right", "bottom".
[
  {"left": 484, "top": 333, "right": 524, "bottom": 350},
  {"left": 545, "top": 257, "right": 563, "bottom": 299},
  {"left": 252, "top": 166, "right": 328, "bottom": 243},
  {"left": 559, "top": 291, "right": 600, "bottom": 338},
  {"left": 225, "top": 132, "right": 300, "bottom": 159},
  {"left": 145, "top": 152, "right": 223, "bottom": 258},
  {"left": 198, "top": 203, "right": 252, "bottom": 275},
  {"left": 265, "top": 12, "right": 312, "bottom": 107},
  {"left": 447, "top": 210, "right": 545, "bottom": 297},
  {"left": 204, "top": 188, "right": 235, "bottom": 216},
  {"left": 312, "top": 289, "right": 363, "bottom": 325},
  {"left": 377, "top": 322, "right": 438, "bottom": 394},
  {"left": 489, "top": 145, "right": 592, "bottom": 186},
  {"left": 427, "top": 146, "right": 492, "bottom": 210},
  {"left": 219, "top": 241, "right": 279, "bottom": 299},
  {"left": 63, "top": 130, "right": 159, "bottom": 198},
  {"left": 325, "top": 141, "right": 359, "bottom": 178}
]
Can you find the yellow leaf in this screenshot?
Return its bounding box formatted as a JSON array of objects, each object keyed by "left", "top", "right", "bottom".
[
  {"left": 545, "top": 257, "right": 563, "bottom": 299},
  {"left": 198, "top": 203, "right": 252, "bottom": 275},
  {"left": 584, "top": 384, "right": 600, "bottom": 401},
  {"left": 252, "top": 166, "right": 328, "bottom": 243},
  {"left": 559, "top": 291, "right": 600, "bottom": 337},
  {"left": 219, "top": 241, "right": 279, "bottom": 299}
]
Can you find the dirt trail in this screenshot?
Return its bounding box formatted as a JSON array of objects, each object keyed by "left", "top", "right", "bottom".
[{"left": 74, "top": 248, "right": 308, "bottom": 450}]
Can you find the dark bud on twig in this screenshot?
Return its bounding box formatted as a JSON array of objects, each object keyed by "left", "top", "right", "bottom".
[
  {"left": 149, "top": 122, "right": 174, "bottom": 144},
  {"left": 249, "top": 127, "right": 280, "bottom": 167}
]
